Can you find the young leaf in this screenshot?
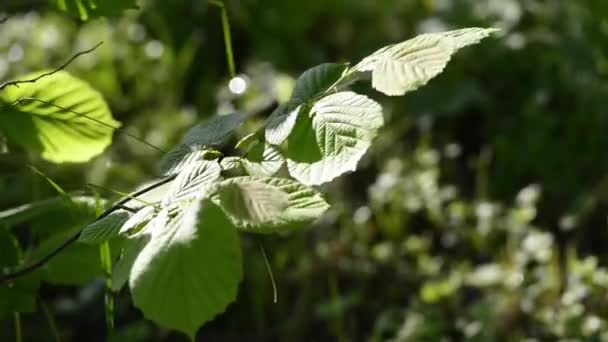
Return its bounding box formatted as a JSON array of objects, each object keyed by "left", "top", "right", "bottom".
[
  {"left": 0, "top": 70, "right": 120, "bottom": 163},
  {"left": 119, "top": 206, "right": 156, "bottom": 235},
  {"left": 160, "top": 145, "right": 209, "bottom": 176},
  {"left": 161, "top": 160, "right": 222, "bottom": 205},
  {"left": 129, "top": 201, "right": 242, "bottom": 339},
  {"left": 50, "top": 0, "right": 139, "bottom": 21},
  {"left": 79, "top": 210, "right": 131, "bottom": 244},
  {"left": 241, "top": 142, "right": 284, "bottom": 177},
  {"left": 212, "top": 176, "right": 330, "bottom": 233},
  {"left": 285, "top": 91, "right": 383, "bottom": 185},
  {"left": 182, "top": 112, "right": 246, "bottom": 147},
  {"left": 353, "top": 28, "right": 498, "bottom": 96},
  {"left": 264, "top": 63, "right": 347, "bottom": 146},
  {"left": 265, "top": 104, "right": 301, "bottom": 146},
  {"left": 217, "top": 180, "right": 290, "bottom": 225},
  {"left": 111, "top": 235, "right": 149, "bottom": 292},
  {"left": 291, "top": 63, "right": 348, "bottom": 104}
]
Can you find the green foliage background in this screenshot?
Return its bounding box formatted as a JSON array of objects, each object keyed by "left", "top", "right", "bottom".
[{"left": 2, "top": 0, "right": 608, "bottom": 340}]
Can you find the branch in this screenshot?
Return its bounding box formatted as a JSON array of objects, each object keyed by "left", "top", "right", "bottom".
[
  {"left": 0, "top": 42, "right": 103, "bottom": 91},
  {"left": 0, "top": 175, "right": 177, "bottom": 283},
  {"left": 0, "top": 17, "right": 8, "bottom": 25}
]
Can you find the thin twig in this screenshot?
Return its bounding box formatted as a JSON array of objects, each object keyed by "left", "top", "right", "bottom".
[
  {"left": 39, "top": 298, "right": 62, "bottom": 342},
  {"left": 258, "top": 240, "right": 278, "bottom": 303},
  {"left": 10, "top": 97, "right": 166, "bottom": 154},
  {"left": 0, "top": 175, "right": 176, "bottom": 283},
  {"left": 0, "top": 17, "right": 9, "bottom": 25},
  {"left": 87, "top": 183, "right": 160, "bottom": 208},
  {"left": 0, "top": 42, "right": 103, "bottom": 91}
]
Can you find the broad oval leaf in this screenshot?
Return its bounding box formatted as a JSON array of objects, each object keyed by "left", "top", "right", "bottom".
[
  {"left": 354, "top": 28, "right": 498, "bottom": 96},
  {"left": 217, "top": 181, "right": 289, "bottom": 225},
  {"left": 79, "top": 209, "right": 131, "bottom": 244},
  {"left": 112, "top": 235, "right": 149, "bottom": 292},
  {"left": 264, "top": 103, "right": 301, "bottom": 146},
  {"left": 162, "top": 160, "right": 222, "bottom": 205},
  {"left": 0, "top": 70, "right": 120, "bottom": 163},
  {"left": 291, "top": 63, "right": 348, "bottom": 104},
  {"left": 119, "top": 206, "right": 156, "bottom": 235},
  {"left": 241, "top": 142, "right": 284, "bottom": 177},
  {"left": 265, "top": 63, "right": 347, "bottom": 146},
  {"left": 285, "top": 91, "right": 383, "bottom": 185},
  {"left": 160, "top": 145, "right": 209, "bottom": 176},
  {"left": 182, "top": 112, "right": 246, "bottom": 147},
  {"left": 129, "top": 200, "right": 242, "bottom": 339},
  {"left": 212, "top": 176, "right": 330, "bottom": 233}
]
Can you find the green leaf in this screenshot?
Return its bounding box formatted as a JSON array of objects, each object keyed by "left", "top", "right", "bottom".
[
  {"left": 241, "top": 142, "right": 284, "bottom": 177},
  {"left": 159, "top": 145, "right": 209, "bottom": 176},
  {"left": 0, "top": 195, "right": 99, "bottom": 229},
  {"left": 119, "top": 206, "right": 156, "bottom": 235},
  {"left": 0, "top": 70, "right": 120, "bottom": 163},
  {"left": 182, "top": 112, "right": 245, "bottom": 147},
  {"left": 291, "top": 63, "right": 347, "bottom": 104},
  {"left": 129, "top": 201, "right": 242, "bottom": 338},
  {"left": 353, "top": 28, "right": 498, "bottom": 96},
  {"left": 219, "top": 156, "right": 243, "bottom": 172},
  {"left": 79, "top": 210, "right": 131, "bottom": 244},
  {"left": 285, "top": 91, "right": 383, "bottom": 185},
  {"left": 217, "top": 180, "right": 289, "bottom": 225},
  {"left": 120, "top": 179, "right": 176, "bottom": 211},
  {"left": 29, "top": 226, "right": 106, "bottom": 285},
  {"left": 265, "top": 104, "right": 301, "bottom": 146},
  {"left": 50, "top": 0, "right": 139, "bottom": 21},
  {"left": 112, "top": 235, "right": 149, "bottom": 292},
  {"left": 264, "top": 63, "right": 347, "bottom": 146},
  {"left": 162, "top": 160, "right": 222, "bottom": 205},
  {"left": 212, "top": 176, "right": 330, "bottom": 233},
  {"left": 161, "top": 113, "right": 243, "bottom": 175}
]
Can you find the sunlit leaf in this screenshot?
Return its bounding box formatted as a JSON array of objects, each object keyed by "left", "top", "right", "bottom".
[
  {"left": 354, "top": 28, "right": 498, "bottom": 96},
  {"left": 212, "top": 176, "right": 330, "bottom": 233},
  {"left": 265, "top": 63, "right": 347, "bottom": 146},
  {"left": 217, "top": 180, "right": 289, "bottom": 225},
  {"left": 162, "top": 160, "right": 221, "bottom": 205},
  {"left": 285, "top": 91, "right": 383, "bottom": 185},
  {"left": 0, "top": 70, "right": 120, "bottom": 163},
  {"left": 129, "top": 201, "right": 242, "bottom": 338},
  {"left": 79, "top": 209, "right": 131, "bottom": 244}
]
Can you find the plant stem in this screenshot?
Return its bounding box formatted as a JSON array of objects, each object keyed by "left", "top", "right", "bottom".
[
  {"left": 209, "top": 0, "right": 236, "bottom": 78},
  {"left": 258, "top": 240, "right": 277, "bottom": 303},
  {"left": 99, "top": 241, "right": 115, "bottom": 335},
  {"left": 40, "top": 299, "right": 62, "bottom": 342},
  {"left": 13, "top": 312, "right": 22, "bottom": 342}
]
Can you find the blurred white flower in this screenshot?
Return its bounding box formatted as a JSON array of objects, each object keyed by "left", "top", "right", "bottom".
[
  {"left": 475, "top": 202, "right": 496, "bottom": 220},
  {"left": 145, "top": 40, "right": 164, "bottom": 59},
  {"left": 522, "top": 231, "right": 553, "bottom": 262},
  {"left": 516, "top": 184, "right": 541, "bottom": 206},
  {"left": 467, "top": 263, "right": 503, "bottom": 287},
  {"left": 353, "top": 206, "right": 372, "bottom": 225}
]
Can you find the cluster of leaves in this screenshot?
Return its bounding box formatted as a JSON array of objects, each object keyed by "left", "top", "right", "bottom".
[{"left": 0, "top": 28, "right": 497, "bottom": 337}]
